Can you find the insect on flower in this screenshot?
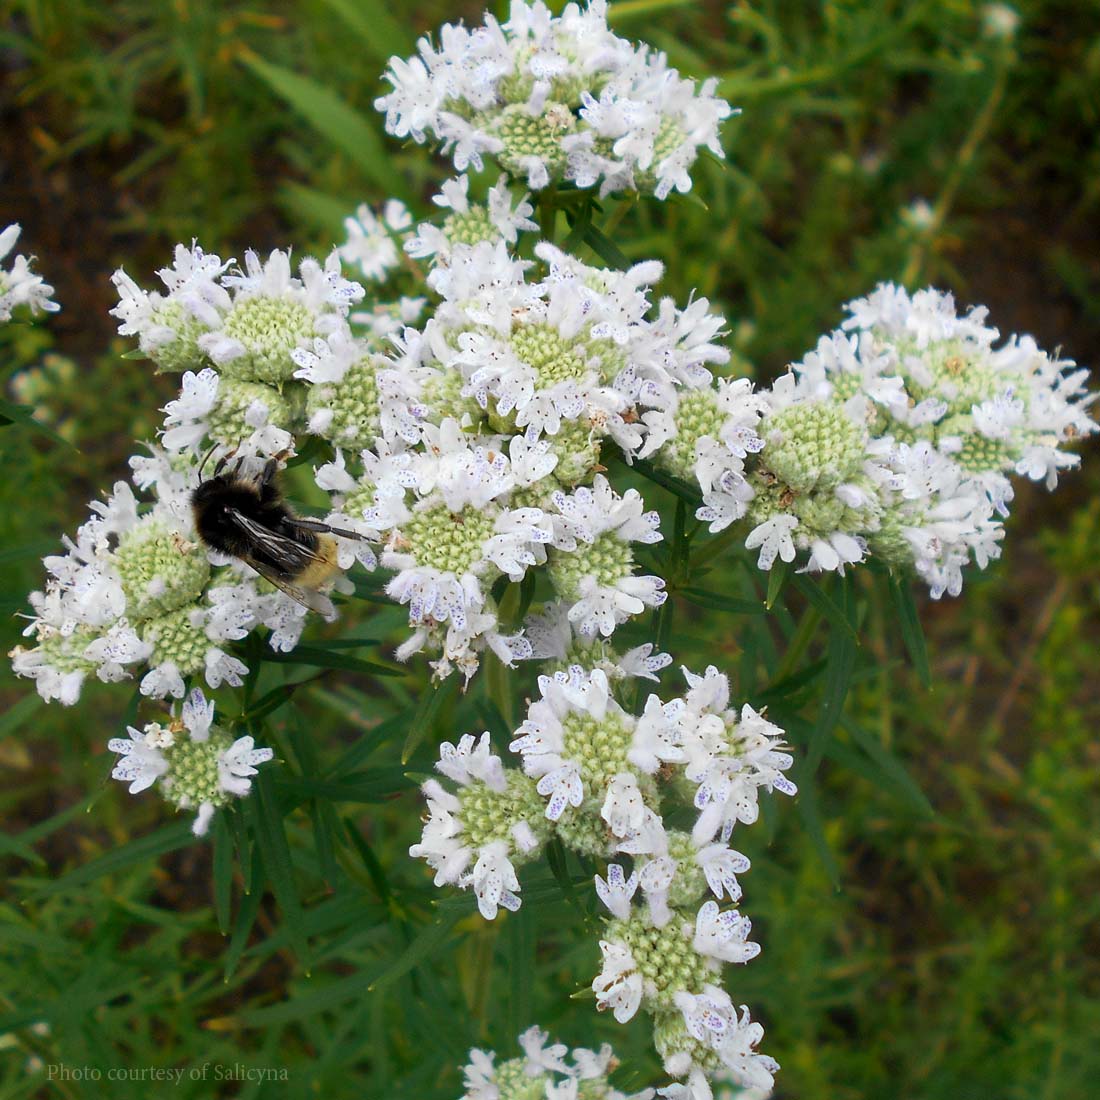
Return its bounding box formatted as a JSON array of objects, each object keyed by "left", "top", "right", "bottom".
[{"left": 191, "top": 449, "right": 362, "bottom": 617}]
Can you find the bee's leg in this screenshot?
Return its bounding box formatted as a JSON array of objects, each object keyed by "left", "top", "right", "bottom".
[
  {"left": 211, "top": 446, "right": 237, "bottom": 478},
  {"left": 288, "top": 517, "right": 365, "bottom": 542},
  {"left": 259, "top": 457, "right": 280, "bottom": 487},
  {"left": 198, "top": 441, "right": 220, "bottom": 480},
  {"left": 258, "top": 454, "right": 293, "bottom": 504}
]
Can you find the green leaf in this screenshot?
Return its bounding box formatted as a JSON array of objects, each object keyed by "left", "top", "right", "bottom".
[
  {"left": 277, "top": 766, "right": 408, "bottom": 804},
  {"left": 343, "top": 817, "right": 392, "bottom": 905},
  {"left": 545, "top": 836, "right": 580, "bottom": 909},
  {"left": 0, "top": 538, "right": 56, "bottom": 565},
  {"left": 401, "top": 677, "right": 456, "bottom": 765},
  {"left": 792, "top": 573, "right": 859, "bottom": 642},
  {"left": 27, "top": 820, "right": 193, "bottom": 894},
  {"left": 326, "top": 709, "right": 409, "bottom": 776},
  {"left": 237, "top": 968, "right": 380, "bottom": 1027},
  {"left": 888, "top": 573, "right": 931, "bottom": 687},
  {"left": 758, "top": 656, "right": 828, "bottom": 703},
  {"left": 766, "top": 559, "right": 790, "bottom": 609},
  {"left": 284, "top": 710, "right": 340, "bottom": 886},
  {"left": 240, "top": 679, "right": 316, "bottom": 723},
  {"left": 230, "top": 801, "right": 252, "bottom": 889},
  {"left": 280, "top": 180, "right": 359, "bottom": 236},
  {"left": 507, "top": 905, "right": 535, "bottom": 1028},
  {"left": 367, "top": 911, "right": 461, "bottom": 992},
  {"left": 608, "top": 0, "right": 696, "bottom": 20},
  {"left": 677, "top": 586, "right": 765, "bottom": 615},
  {"left": 561, "top": 198, "right": 594, "bottom": 252},
  {"left": 257, "top": 644, "right": 402, "bottom": 677},
  {"left": 240, "top": 53, "right": 407, "bottom": 197},
  {"left": 224, "top": 850, "right": 265, "bottom": 980},
  {"left": 0, "top": 396, "right": 76, "bottom": 449},
  {"left": 213, "top": 812, "right": 233, "bottom": 935},
  {"left": 842, "top": 719, "right": 935, "bottom": 818},
  {"left": 631, "top": 458, "right": 702, "bottom": 504},
  {"left": 516, "top": 566, "right": 538, "bottom": 623},
  {"left": 795, "top": 771, "right": 840, "bottom": 885},
  {"left": 250, "top": 770, "right": 310, "bottom": 969},
  {"left": 804, "top": 588, "right": 859, "bottom": 775},
  {"left": 0, "top": 693, "right": 43, "bottom": 742},
  {"left": 0, "top": 827, "right": 44, "bottom": 866},
  {"left": 582, "top": 223, "right": 631, "bottom": 270},
  {"left": 319, "top": 0, "right": 410, "bottom": 65}
]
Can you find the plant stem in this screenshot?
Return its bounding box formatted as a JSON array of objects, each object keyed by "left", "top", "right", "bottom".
[
  {"left": 537, "top": 184, "right": 559, "bottom": 244},
  {"left": 902, "top": 41, "right": 1013, "bottom": 285}
]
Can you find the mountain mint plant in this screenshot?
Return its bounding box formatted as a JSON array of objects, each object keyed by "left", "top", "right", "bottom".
[{"left": 8, "top": 3, "right": 1094, "bottom": 1098}]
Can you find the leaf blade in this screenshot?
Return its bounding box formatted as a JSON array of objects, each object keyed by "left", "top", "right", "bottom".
[{"left": 240, "top": 54, "right": 407, "bottom": 197}]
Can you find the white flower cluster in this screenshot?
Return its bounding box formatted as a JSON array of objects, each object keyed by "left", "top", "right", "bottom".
[
  {"left": 312, "top": 232, "right": 734, "bottom": 679},
  {"left": 411, "top": 661, "right": 793, "bottom": 1095},
  {"left": 108, "top": 688, "right": 273, "bottom": 836},
  {"left": 12, "top": 6, "right": 1096, "bottom": 1100},
  {"left": 642, "top": 283, "right": 1096, "bottom": 597},
  {"left": 339, "top": 199, "right": 413, "bottom": 282},
  {"left": 9, "top": 449, "right": 328, "bottom": 705},
  {"left": 375, "top": 0, "right": 732, "bottom": 199},
  {"left": 111, "top": 242, "right": 371, "bottom": 459},
  {"left": 0, "top": 224, "right": 58, "bottom": 321},
  {"left": 459, "top": 1026, "right": 653, "bottom": 1100},
  {"left": 407, "top": 175, "right": 538, "bottom": 266}
]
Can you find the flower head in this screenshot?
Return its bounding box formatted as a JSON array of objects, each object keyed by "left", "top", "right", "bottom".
[
  {"left": 0, "top": 224, "right": 58, "bottom": 321},
  {"left": 410, "top": 733, "right": 550, "bottom": 918},
  {"left": 108, "top": 689, "right": 273, "bottom": 835},
  {"left": 375, "top": 2, "right": 734, "bottom": 200}
]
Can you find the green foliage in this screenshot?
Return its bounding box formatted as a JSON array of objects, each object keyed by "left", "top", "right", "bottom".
[{"left": 1, "top": 1, "right": 1098, "bottom": 1098}]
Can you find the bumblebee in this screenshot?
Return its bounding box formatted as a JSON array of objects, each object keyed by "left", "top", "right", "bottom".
[{"left": 191, "top": 452, "right": 359, "bottom": 616}]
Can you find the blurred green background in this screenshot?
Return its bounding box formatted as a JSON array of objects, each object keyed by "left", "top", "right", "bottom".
[{"left": 1, "top": 1, "right": 1099, "bottom": 1098}]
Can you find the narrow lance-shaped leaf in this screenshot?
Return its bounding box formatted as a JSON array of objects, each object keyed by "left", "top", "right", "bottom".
[
  {"left": 250, "top": 769, "right": 310, "bottom": 970},
  {"left": 258, "top": 644, "right": 402, "bottom": 677},
  {"left": 888, "top": 573, "right": 931, "bottom": 687},
  {"left": 401, "top": 676, "right": 457, "bottom": 765},
  {"left": 792, "top": 573, "right": 859, "bottom": 641},
  {"left": 367, "top": 910, "right": 462, "bottom": 992},
  {"left": 319, "top": 0, "right": 412, "bottom": 65},
  {"left": 677, "top": 586, "right": 766, "bottom": 615},
  {"left": 240, "top": 54, "right": 408, "bottom": 198},
  {"left": 30, "top": 820, "right": 193, "bottom": 895},
  {"left": 0, "top": 396, "right": 76, "bottom": 449},
  {"left": 212, "top": 812, "right": 234, "bottom": 935},
  {"left": 766, "top": 559, "right": 790, "bottom": 609},
  {"left": 841, "top": 718, "right": 935, "bottom": 819},
  {"left": 804, "top": 575, "right": 859, "bottom": 775}
]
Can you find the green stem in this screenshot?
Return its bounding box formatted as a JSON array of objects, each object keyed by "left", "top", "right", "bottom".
[
  {"left": 598, "top": 192, "right": 636, "bottom": 240},
  {"left": 901, "top": 42, "right": 1013, "bottom": 285},
  {"left": 688, "top": 520, "right": 744, "bottom": 573},
  {"left": 537, "top": 185, "right": 559, "bottom": 244}
]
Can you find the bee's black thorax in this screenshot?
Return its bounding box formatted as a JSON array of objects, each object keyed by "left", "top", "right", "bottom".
[{"left": 191, "top": 474, "right": 317, "bottom": 578}]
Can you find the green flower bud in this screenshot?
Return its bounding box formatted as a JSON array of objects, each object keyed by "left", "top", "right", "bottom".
[
  {"left": 764, "top": 402, "right": 866, "bottom": 493},
  {"left": 141, "top": 606, "right": 208, "bottom": 676},
  {"left": 549, "top": 534, "right": 634, "bottom": 599},
  {"left": 219, "top": 296, "right": 316, "bottom": 384},
  {"left": 206, "top": 380, "right": 292, "bottom": 446},
  {"left": 115, "top": 521, "right": 210, "bottom": 621}
]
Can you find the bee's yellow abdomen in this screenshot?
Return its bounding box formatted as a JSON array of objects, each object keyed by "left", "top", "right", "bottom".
[{"left": 296, "top": 535, "right": 341, "bottom": 589}]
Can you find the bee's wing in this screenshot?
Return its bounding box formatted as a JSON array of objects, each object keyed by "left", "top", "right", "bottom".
[
  {"left": 225, "top": 509, "right": 336, "bottom": 619},
  {"left": 243, "top": 558, "right": 337, "bottom": 619}
]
